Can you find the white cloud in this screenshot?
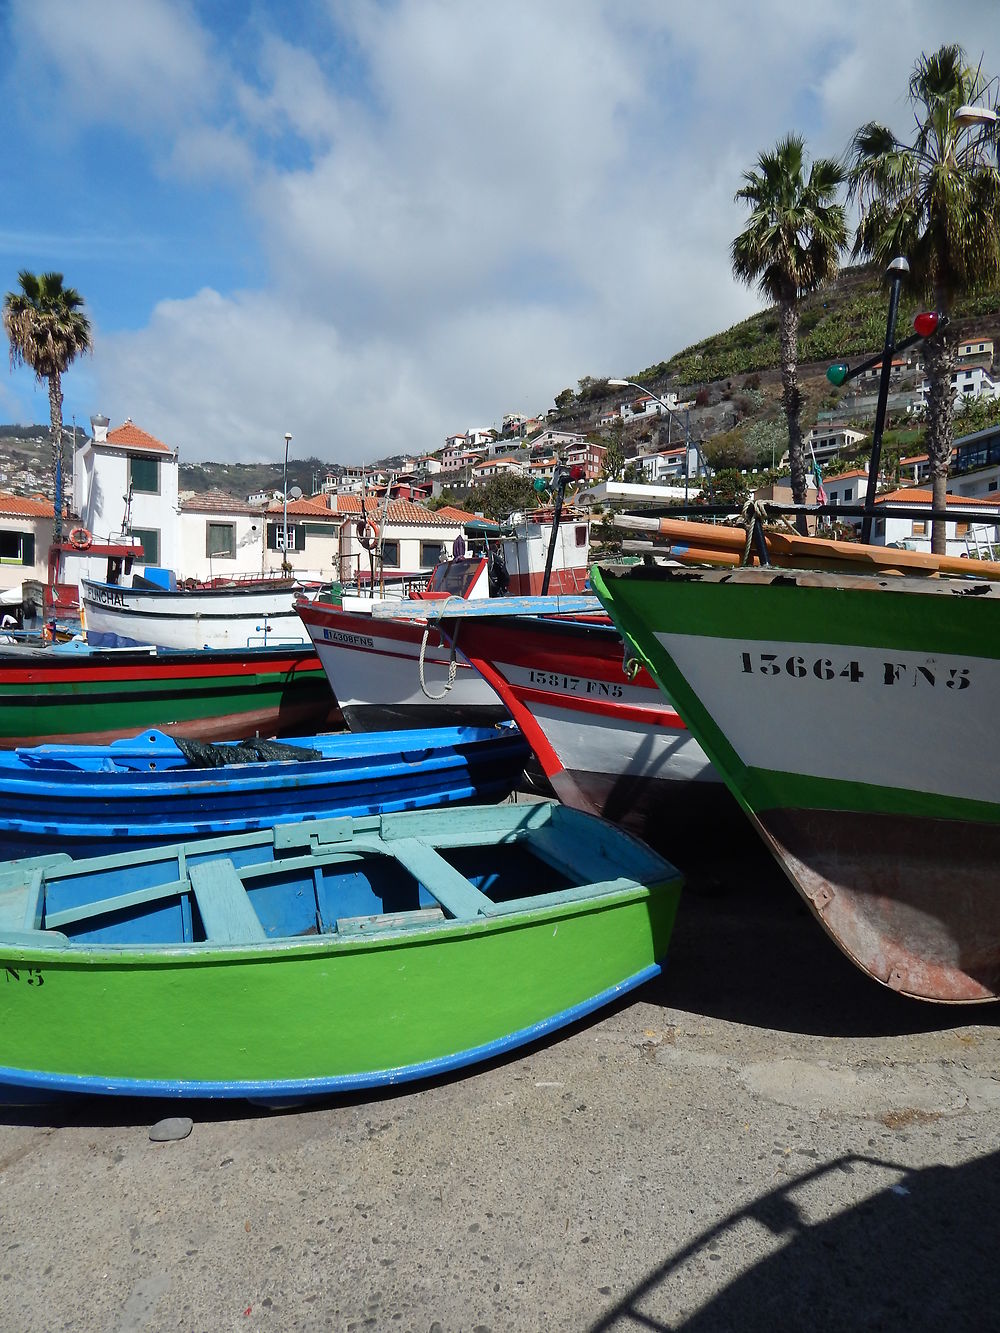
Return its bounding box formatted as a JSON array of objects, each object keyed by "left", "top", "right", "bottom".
[
  {"left": 10, "top": 0, "right": 217, "bottom": 133},
  {"left": 8, "top": 0, "right": 1000, "bottom": 462}
]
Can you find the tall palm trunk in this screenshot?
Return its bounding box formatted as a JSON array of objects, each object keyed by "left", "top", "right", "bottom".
[
  {"left": 923, "top": 300, "right": 952, "bottom": 555},
  {"left": 778, "top": 295, "right": 807, "bottom": 531},
  {"left": 47, "top": 368, "right": 64, "bottom": 542}
]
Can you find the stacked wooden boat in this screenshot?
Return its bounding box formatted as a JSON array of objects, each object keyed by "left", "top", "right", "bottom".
[{"left": 0, "top": 723, "right": 532, "bottom": 858}]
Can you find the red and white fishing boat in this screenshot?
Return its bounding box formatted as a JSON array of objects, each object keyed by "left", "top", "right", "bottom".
[
  {"left": 297, "top": 515, "right": 592, "bottom": 733},
  {"left": 371, "top": 594, "right": 726, "bottom": 840}
]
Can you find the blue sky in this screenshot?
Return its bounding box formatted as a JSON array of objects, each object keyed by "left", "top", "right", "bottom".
[{"left": 1, "top": 1, "right": 997, "bottom": 465}]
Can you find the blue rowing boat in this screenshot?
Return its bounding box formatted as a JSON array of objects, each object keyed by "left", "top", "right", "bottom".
[{"left": 0, "top": 724, "right": 530, "bottom": 858}]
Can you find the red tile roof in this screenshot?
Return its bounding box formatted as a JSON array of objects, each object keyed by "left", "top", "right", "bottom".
[
  {"left": 266, "top": 496, "right": 339, "bottom": 518},
  {"left": 181, "top": 490, "right": 260, "bottom": 515},
  {"left": 330, "top": 496, "right": 469, "bottom": 527},
  {"left": 823, "top": 468, "right": 868, "bottom": 483},
  {"left": 105, "top": 420, "right": 172, "bottom": 454},
  {"left": 475, "top": 456, "right": 522, "bottom": 470},
  {"left": 876, "top": 488, "right": 1000, "bottom": 507},
  {"left": 0, "top": 491, "right": 54, "bottom": 517},
  {"left": 433, "top": 503, "right": 480, "bottom": 523}
]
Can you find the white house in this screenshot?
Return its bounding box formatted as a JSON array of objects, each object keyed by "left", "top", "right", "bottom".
[
  {"left": 917, "top": 365, "right": 1000, "bottom": 409},
  {"left": 872, "top": 487, "right": 1000, "bottom": 556},
  {"left": 617, "top": 392, "right": 679, "bottom": 423},
  {"left": 804, "top": 424, "right": 868, "bottom": 466},
  {"left": 65, "top": 416, "right": 473, "bottom": 590},
  {"left": 0, "top": 492, "right": 54, "bottom": 595},
  {"left": 176, "top": 490, "right": 329, "bottom": 582},
  {"left": 525, "top": 428, "right": 587, "bottom": 452},
  {"left": 525, "top": 455, "right": 557, "bottom": 485},
  {"left": 823, "top": 468, "right": 870, "bottom": 507},
  {"left": 639, "top": 447, "right": 688, "bottom": 484},
  {"left": 73, "top": 417, "right": 180, "bottom": 570},
  {"left": 859, "top": 354, "right": 916, "bottom": 384},
  {"left": 471, "top": 456, "right": 523, "bottom": 486},
  {"left": 465, "top": 428, "right": 498, "bottom": 449}
]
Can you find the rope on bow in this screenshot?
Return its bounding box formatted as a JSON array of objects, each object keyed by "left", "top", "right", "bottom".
[
  {"left": 418, "top": 621, "right": 460, "bottom": 699},
  {"left": 733, "top": 499, "right": 798, "bottom": 566}
]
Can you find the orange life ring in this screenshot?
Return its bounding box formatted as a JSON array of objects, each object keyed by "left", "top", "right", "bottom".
[{"left": 69, "top": 526, "right": 92, "bottom": 550}]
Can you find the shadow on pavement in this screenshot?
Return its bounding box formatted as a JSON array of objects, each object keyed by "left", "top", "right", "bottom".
[
  {"left": 638, "top": 826, "right": 1000, "bottom": 1040},
  {"left": 590, "top": 1148, "right": 1000, "bottom": 1332}
]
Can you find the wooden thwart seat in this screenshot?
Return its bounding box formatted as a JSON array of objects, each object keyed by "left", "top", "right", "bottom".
[
  {"left": 189, "top": 859, "right": 267, "bottom": 944},
  {"left": 385, "top": 838, "right": 495, "bottom": 920}
]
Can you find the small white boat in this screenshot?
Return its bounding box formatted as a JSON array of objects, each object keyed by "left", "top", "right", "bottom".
[{"left": 81, "top": 572, "right": 313, "bottom": 650}]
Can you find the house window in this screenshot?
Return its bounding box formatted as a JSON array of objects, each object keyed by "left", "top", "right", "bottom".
[
  {"left": 131, "top": 527, "right": 160, "bottom": 564},
  {"left": 0, "top": 530, "right": 34, "bottom": 565},
  {"left": 266, "top": 522, "right": 304, "bottom": 552},
  {"left": 912, "top": 521, "right": 926, "bottom": 536},
  {"left": 206, "top": 522, "right": 236, "bottom": 558},
  {"left": 381, "top": 540, "right": 400, "bottom": 567},
  {"left": 575, "top": 525, "right": 587, "bottom": 546},
  {"left": 129, "top": 455, "right": 160, "bottom": 495},
  {"left": 955, "top": 521, "right": 970, "bottom": 537},
  {"left": 420, "top": 541, "right": 444, "bottom": 567},
  {"left": 844, "top": 488, "right": 853, "bottom": 501}
]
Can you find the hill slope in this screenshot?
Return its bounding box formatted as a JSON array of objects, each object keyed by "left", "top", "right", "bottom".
[{"left": 2, "top": 265, "right": 998, "bottom": 499}]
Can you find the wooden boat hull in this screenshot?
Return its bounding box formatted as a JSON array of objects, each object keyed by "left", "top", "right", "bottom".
[
  {"left": 433, "top": 611, "right": 723, "bottom": 839},
  {"left": 0, "top": 724, "right": 531, "bottom": 858},
  {"left": 81, "top": 578, "right": 309, "bottom": 650},
  {"left": 591, "top": 561, "right": 1000, "bottom": 1002},
  {"left": 298, "top": 596, "right": 508, "bottom": 731},
  {"left": 0, "top": 804, "right": 681, "bottom": 1100},
  {"left": 0, "top": 643, "right": 340, "bottom": 748}
]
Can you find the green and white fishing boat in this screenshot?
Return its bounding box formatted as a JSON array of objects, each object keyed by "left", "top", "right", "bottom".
[
  {"left": 591, "top": 560, "right": 1000, "bottom": 1003},
  {"left": 0, "top": 802, "right": 680, "bottom": 1102}
]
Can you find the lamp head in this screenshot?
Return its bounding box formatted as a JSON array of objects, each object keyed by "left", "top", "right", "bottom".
[
  {"left": 955, "top": 103, "right": 999, "bottom": 129},
  {"left": 284, "top": 432, "right": 292, "bottom": 443},
  {"left": 607, "top": 379, "right": 628, "bottom": 387},
  {"left": 886, "top": 256, "right": 909, "bottom": 279}
]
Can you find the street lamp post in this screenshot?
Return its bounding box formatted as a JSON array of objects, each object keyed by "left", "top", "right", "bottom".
[
  {"left": 607, "top": 380, "right": 707, "bottom": 500},
  {"left": 282, "top": 431, "right": 292, "bottom": 575},
  {"left": 861, "top": 257, "right": 908, "bottom": 545}
]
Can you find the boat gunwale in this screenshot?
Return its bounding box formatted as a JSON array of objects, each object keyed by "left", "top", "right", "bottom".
[{"left": 0, "top": 874, "right": 678, "bottom": 963}]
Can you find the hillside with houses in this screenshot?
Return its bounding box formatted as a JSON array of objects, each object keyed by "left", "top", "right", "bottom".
[{"left": 2, "top": 266, "right": 1000, "bottom": 604}]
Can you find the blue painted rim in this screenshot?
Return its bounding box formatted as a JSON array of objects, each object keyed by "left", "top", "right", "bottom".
[{"left": 0, "top": 963, "right": 662, "bottom": 1103}]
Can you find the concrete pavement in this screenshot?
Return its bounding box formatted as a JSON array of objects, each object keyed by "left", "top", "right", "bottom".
[{"left": 1, "top": 840, "right": 998, "bottom": 1331}]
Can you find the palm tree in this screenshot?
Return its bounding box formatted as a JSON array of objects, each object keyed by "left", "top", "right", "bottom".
[
  {"left": 732, "top": 135, "right": 847, "bottom": 517},
  {"left": 3, "top": 271, "right": 92, "bottom": 540},
  {"left": 848, "top": 44, "right": 1000, "bottom": 553}
]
